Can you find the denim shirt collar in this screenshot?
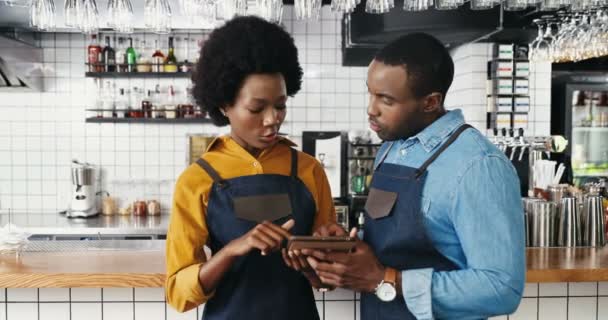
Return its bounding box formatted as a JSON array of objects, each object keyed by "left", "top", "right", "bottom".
[{"left": 406, "top": 109, "right": 466, "bottom": 153}]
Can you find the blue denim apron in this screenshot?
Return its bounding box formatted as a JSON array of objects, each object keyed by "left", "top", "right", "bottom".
[
  {"left": 361, "top": 124, "right": 472, "bottom": 320},
  {"left": 196, "top": 148, "right": 319, "bottom": 320}
]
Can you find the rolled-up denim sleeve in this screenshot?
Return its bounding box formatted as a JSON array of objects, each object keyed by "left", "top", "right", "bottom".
[{"left": 401, "top": 155, "right": 525, "bottom": 319}]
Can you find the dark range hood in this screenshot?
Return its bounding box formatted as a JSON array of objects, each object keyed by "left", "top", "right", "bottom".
[{"left": 342, "top": 0, "right": 543, "bottom": 66}]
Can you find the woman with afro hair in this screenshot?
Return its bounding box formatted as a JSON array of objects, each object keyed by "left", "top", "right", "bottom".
[{"left": 165, "top": 16, "right": 335, "bottom": 320}]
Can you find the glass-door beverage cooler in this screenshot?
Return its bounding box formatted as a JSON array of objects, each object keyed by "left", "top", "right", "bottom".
[{"left": 552, "top": 72, "right": 608, "bottom": 186}]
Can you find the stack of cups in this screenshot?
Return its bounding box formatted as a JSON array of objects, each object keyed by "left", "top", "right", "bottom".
[
  {"left": 530, "top": 201, "right": 557, "bottom": 247},
  {"left": 557, "top": 196, "right": 580, "bottom": 247},
  {"left": 582, "top": 195, "right": 606, "bottom": 247}
]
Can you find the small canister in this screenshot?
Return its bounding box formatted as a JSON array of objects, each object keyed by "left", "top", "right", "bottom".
[
  {"left": 102, "top": 196, "right": 117, "bottom": 216},
  {"left": 133, "top": 200, "right": 147, "bottom": 216},
  {"left": 147, "top": 200, "right": 161, "bottom": 216}
]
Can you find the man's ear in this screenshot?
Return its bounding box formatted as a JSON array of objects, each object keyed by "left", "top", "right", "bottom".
[{"left": 422, "top": 92, "right": 444, "bottom": 113}]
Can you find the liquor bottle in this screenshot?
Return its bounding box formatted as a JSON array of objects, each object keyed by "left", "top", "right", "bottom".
[
  {"left": 115, "top": 37, "right": 126, "bottom": 73},
  {"left": 126, "top": 37, "right": 137, "bottom": 73},
  {"left": 87, "top": 34, "right": 102, "bottom": 72},
  {"left": 102, "top": 36, "right": 116, "bottom": 72},
  {"left": 151, "top": 40, "right": 165, "bottom": 73},
  {"left": 164, "top": 37, "right": 178, "bottom": 73}
]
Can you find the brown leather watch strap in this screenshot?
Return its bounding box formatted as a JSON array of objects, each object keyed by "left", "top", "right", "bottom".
[{"left": 384, "top": 267, "right": 397, "bottom": 286}]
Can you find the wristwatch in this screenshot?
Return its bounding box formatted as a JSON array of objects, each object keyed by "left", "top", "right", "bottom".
[{"left": 374, "top": 267, "right": 397, "bottom": 302}]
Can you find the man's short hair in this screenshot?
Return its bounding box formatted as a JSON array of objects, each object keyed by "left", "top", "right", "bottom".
[{"left": 374, "top": 33, "right": 454, "bottom": 103}]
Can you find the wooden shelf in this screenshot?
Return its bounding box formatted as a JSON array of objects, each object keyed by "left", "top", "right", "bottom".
[
  {"left": 85, "top": 72, "right": 192, "bottom": 78},
  {"left": 86, "top": 117, "right": 212, "bottom": 124}
]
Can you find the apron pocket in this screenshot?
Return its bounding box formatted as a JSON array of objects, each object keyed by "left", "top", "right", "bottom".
[
  {"left": 233, "top": 193, "right": 293, "bottom": 223},
  {"left": 365, "top": 187, "right": 398, "bottom": 219}
]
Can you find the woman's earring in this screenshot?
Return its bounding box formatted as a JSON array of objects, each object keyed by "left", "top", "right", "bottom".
[{"left": 220, "top": 109, "right": 226, "bottom": 116}]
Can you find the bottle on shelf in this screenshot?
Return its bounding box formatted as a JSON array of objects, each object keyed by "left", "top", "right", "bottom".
[
  {"left": 137, "top": 40, "right": 152, "bottom": 73},
  {"left": 164, "top": 37, "right": 178, "bottom": 73},
  {"left": 126, "top": 37, "right": 137, "bottom": 73},
  {"left": 142, "top": 90, "right": 153, "bottom": 118},
  {"left": 88, "top": 34, "right": 102, "bottom": 73},
  {"left": 115, "top": 37, "right": 127, "bottom": 73},
  {"left": 116, "top": 88, "right": 128, "bottom": 118},
  {"left": 151, "top": 39, "right": 165, "bottom": 73},
  {"left": 102, "top": 36, "right": 116, "bottom": 72},
  {"left": 164, "top": 85, "right": 177, "bottom": 119}
]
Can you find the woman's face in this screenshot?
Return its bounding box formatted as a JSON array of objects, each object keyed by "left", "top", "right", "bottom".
[{"left": 224, "top": 73, "right": 288, "bottom": 157}]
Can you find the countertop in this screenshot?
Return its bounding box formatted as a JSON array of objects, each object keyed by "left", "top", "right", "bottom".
[
  {"left": 0, "top": 240, "right": 165, "bottom": 288},
  {"left": 526, "top": 246, "right": 608, "bottom": 282},
  {"left": 0, "top": 212, "right": 168, "bottom": 236},
  {"left": 0, "top": 241, "right": 607, "bottom": 288}
]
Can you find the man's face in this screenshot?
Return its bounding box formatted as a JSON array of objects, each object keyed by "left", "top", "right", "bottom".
[{"left": 366, "top": 60, "right": 428, "bottom": 141}]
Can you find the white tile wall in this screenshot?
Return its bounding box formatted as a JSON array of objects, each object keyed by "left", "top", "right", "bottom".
[
  {"left": 71, "top": 303, "right": 102, "bottom": 320},
  {"left": 39, "top": 303, "right": 70, "bottom": 320},
  {"left": 103, "top": 302, "right": 133, "bottom": 320},
  {"left": 538, "top": 298, "right": 567, "bottom": 320},
  {"left": 7, "top": 303, "right": 38, "bottom": 319}
]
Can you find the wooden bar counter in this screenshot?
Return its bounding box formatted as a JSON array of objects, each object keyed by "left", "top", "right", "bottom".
[
  {"left": 526, "top": 246, "right": 608, "bottom": 282},
  {"left": 0, "top": 241, "right": 607, "bottom": 288},
  {"left": 0, "top": 240, "right": 165, "bottom": 288}
]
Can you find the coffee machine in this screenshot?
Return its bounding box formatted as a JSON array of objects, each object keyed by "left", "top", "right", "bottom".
[{"left": 67, "top": 162, "right": 99, "bottom": 218}]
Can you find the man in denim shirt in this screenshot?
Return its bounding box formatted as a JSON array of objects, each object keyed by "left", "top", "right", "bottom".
[{"left": 306, "top": 33, "right": 525, "bottom": 319}]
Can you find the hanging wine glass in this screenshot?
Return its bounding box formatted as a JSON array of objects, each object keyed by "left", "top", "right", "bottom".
[
  {"left": 79, "top": 0, "right": 100, "bottom": 34},
  {"left": 107, "top": 0, "right": 134, "bottom": 33},
  {"left": 433, "top": 0, "right": 462, "bottom": 11},
  {"left": 330, "top": 0, "right": 360, "bottom": 13},
  {"left": 30, "top": 0, "right": 55, "bottom": 31},
  {"left": 256, "top": 0, "right": 283, "bottom": 23},
  {"left": 366, "top": 0, "right": 393, "bottom": 14},
  {"left": 144, "top": 0, "right": 172, "bottom": 34},
  {"left": 403, "top": 0, "right": 433, "bottom": 11},
  {"left": 64, "top": 0, "right": 80, "bottom": 28},
  {"left": 221, "top": 0, "right": 248, "bottom": 20},
  {"left": 294, "top": 0, "right": 322, "bottom": 20}
]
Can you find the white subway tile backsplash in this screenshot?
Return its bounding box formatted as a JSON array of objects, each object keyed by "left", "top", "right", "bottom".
[
  {"left": 7, "top": 288, "right": 38, "bottom": 302},
  {"left": 599, "top": 297, "right": 608, "bottom": 320},
  {"left": 568, "top": 297, "right": 597, "bottom": 320},
  {"left": 103, "top": 303, "right": 133, "bottom": 320},
  {"left": 40, "top": 303, "right": 70, "bottom": 320},
  {"left": 325, "top": 288, "right": 356, "bottom": 301},
  {"left": 71, "top": 288, "right": 102, "bottom": 301},
  {"left": 103, "top": 288, "right": 133, "bottom": 301},
  {"left": 599, "top": 281, "right": 608, "bottom": 295},
  {"left": 39, "top": 288, "right": 69, "bottom": 301},
  {"left": 523, "top": 283, "right": 539, "bottom": 298},
  {"left": 135, "top": 302, "right": 165, "bottom": 320},
  {"left": 166, "top": 305, "right": 197, "bottom": 320},
  {"left": 539, "top": 283, "right": 567, "bottom": 297},
  {"left": 72, "top": 303, "right": 102, "bottom": 320},
  {"left": 569, "top": 282, "right": 597, "bottom": 296},
  {"left": 538, "top": 298, "right": 567, "bottom": 320},
  {"left": 134, "top": 288, "right": 165, "bottom": 302},
  {"left": 325, "top": 301, "right": 355, "bottom": 320},
  {"left": 7, "top": 303, "right": 38, "bottom": 320}
]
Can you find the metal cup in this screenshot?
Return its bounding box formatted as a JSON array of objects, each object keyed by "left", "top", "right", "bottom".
[
  {"left": 522, "top": 197, "right": 543, "bottom": 247},
  {"left": 530, "top": 201, "right": 557, "bottom": 247},
  {"left": 548, "top": 184, "right": 569, "bottom": 204},
  {"left": 582, "top": 195, "right": 606, "bottom": 247},
  {"left": 557, "top": 196, "right": 580, "bottom": 247}
]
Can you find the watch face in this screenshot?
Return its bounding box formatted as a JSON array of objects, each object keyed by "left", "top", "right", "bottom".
[{"left": 376, "top": 283, "right": 397, "bottom": 302}]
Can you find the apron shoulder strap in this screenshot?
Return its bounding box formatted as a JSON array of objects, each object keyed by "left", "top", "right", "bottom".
[
  {"left": 415, "top": 124, "right": 473, "bottom": 178},
  {"left": 290, "top": 148, "right": 298, "bottom": 178},
  {"left": 195, "top": 158, "right": 226, "bottom": 185}
]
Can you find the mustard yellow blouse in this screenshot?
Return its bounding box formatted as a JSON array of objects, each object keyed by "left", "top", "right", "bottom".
[{"left": 165, "top": 135, "right": 336, "bottom": 312}]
